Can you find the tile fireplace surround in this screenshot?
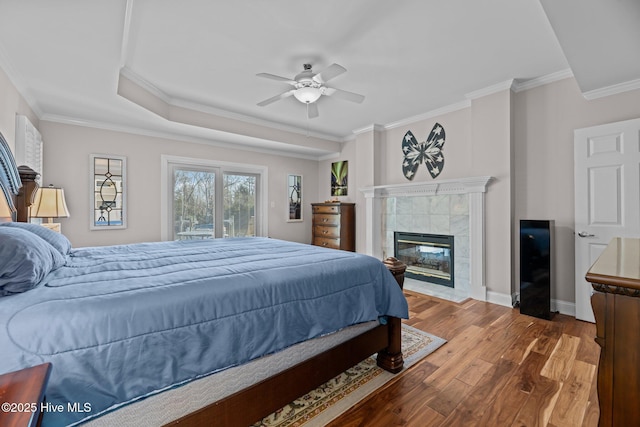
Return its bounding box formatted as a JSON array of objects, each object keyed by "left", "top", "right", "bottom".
[{"left": 360, "top": 176, "right": 492, "bottom": 301}]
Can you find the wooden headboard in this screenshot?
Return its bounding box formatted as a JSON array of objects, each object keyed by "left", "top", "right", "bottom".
[{"left": 0, "top": 131, "right": 39, "bottom": 222}]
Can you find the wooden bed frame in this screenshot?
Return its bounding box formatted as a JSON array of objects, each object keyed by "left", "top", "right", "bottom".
[{"left": 0, "top": 133, "right": 405, "bottom": 427}]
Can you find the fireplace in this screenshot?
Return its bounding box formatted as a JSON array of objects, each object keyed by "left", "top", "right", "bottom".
[
  {"left": 394, "top": 232, "right": 454, "bottom": 287},
  {"left": 361, "top": 176, "right": 492, "bottom": 301}
]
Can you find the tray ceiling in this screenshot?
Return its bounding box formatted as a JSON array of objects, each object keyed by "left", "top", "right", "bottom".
[{"left": 0, "top": 0, "right": 637, "bottom": 157}]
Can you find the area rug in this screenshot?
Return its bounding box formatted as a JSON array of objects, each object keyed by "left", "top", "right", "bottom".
[{"left": 253, "top": 324, "right": 446, "bottom": 427}]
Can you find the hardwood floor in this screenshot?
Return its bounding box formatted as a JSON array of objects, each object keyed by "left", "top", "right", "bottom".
[{"left": 329, "top": 290, "right": 600, "bottom": 427}]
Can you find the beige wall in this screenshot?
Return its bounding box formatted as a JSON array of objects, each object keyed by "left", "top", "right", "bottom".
[
  {"left": 39, "top": 121, "right": 319, "bottom": 248},
  {"left": 513, "top": 78, "right": 640, "bottom": 305}
]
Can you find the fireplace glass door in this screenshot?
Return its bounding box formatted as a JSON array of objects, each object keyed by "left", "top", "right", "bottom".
[{"left": 394, "top": 232, "right": 454, "bottom": 287}]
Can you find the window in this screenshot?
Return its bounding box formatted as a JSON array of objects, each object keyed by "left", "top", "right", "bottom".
[{"left": 161, "top": 156, "right": 267, "bottom": 241}]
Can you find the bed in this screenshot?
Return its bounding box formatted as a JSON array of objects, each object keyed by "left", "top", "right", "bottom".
[{"left": 0, "top": 132, "right": 408, "bottom": 427}]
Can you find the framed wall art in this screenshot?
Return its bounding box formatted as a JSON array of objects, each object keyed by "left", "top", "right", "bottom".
[
  {"left": 331, "top": 161, "right": 348, "bottom": 196},
  {"left": 90, "top": 154, "right": 126, "bottom": 230},
  {"left": 402, "top": 122, "right": 446, "bottom": 181},
  {"left": 287, "top": 174, "right": 302, "bottom": 221}
]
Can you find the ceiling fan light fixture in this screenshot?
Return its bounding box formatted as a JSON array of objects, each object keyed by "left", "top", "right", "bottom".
[
  {"left": 257, "top": 63, "right": 364, "bottom": 116},
  {"left": 293, "top": 86, "right": 322, "bottom": 104}
]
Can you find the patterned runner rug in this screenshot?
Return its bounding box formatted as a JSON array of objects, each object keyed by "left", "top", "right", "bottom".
[{"left": 254, "top": 324, "right": 446, "bottom": 427}]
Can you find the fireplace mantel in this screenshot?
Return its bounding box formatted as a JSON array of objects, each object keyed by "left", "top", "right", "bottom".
[
  {"left": 360, "top": 176, "right": 492, "bottom": 198},
  {"left": 360, "top": 176, "right": 493, "bottom": 301}
]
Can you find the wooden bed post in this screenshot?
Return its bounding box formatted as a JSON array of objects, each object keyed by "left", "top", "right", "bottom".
[
  {"left": 377, "top": 257, "right": 406, "bottom": 373},
  {"left": 16, "top": 165, "right": 39, "bottom": 222},
  {"left": 383, "top": 256, "right": 406, "bottom": 289}
]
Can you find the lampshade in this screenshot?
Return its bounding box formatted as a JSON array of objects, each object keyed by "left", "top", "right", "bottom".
[
  {"left": 293, "top": 87, "right": 322, "bottom": 104},
  {"left": 30, "top": 185, "right": 70, "bottom": 219},
  {"left": 0, "top": 195, "right": 12, "bottom": 218}
]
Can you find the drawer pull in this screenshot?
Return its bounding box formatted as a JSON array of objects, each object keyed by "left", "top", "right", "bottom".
[
  {"left": 323, "top": 230, "right": 328, "bottom": 234},
  {"left": 322, "top": 218, "right": 328, "bottom": 222}
]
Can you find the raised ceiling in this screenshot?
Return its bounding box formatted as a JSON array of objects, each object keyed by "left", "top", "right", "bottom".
[{"left": 0, "top": 0, "right": 638, "bottom": 158}]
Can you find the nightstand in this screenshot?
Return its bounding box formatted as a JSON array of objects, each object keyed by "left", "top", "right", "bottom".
[
  {"left": 40, "top": 223, "right": 61, "bottom": 233},
  {"left": 0, "top": 363, "right": 52, "bottom": 427}
]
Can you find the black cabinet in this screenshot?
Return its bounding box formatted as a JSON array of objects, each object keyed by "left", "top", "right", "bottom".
[{"left": 520, "top": 220, "right": 554, "bottom": 320}]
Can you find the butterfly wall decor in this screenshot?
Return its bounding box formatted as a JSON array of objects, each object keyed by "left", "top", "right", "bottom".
[{"left": 402, "top": 123, "right": 446, "bottom": 180}]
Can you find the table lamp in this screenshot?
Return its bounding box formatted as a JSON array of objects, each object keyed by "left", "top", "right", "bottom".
[{"left": 30, "top": 184, "right": 70, "bottom": 232}]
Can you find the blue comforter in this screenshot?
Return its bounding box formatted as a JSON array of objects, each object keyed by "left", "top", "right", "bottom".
[{"left": 0, "top": 237, "right": 408, "bottom": 426}]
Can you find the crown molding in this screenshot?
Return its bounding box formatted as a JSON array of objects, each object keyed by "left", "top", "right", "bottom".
[
  {"left": 118, "top": 68, "right": 344, "bottom": 143},
  {"left": 352, "top": 123, "right": 385, "bottom": 135},
  {"left": 511, "top": 68, "right": 574, "bottom": 92},
  {"left": 317, "top": 152, "right": 341, "bottom": 161},
  {"left": 381, "top": 100, "right": 471, "bottom": 131},
  {"left": 39, "top": 113, "right": 332, "bottom": 161},
  {"left": 118, "top": 67, "right": 173, "bottom": 104},
  {"left": 465, "top": 79, "right": 515, "bottom": 100},
  {"left": 582, "top": 77, "right": 640, "bottom": 100},
  {"left": 368, "top": 70, "right": 578, "bottom": 134},
  {"left": 171, "top": 96, "right": 344, "bottom": 142}
]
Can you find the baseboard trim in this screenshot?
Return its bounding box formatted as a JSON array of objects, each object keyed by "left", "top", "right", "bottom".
[
  {"left": 551, "top": 299, "right": 576, "bottom": 317},
  {"left": 487, "top": 291, "right": 515, "bottom": 308},
  {"left": 511, "top": 292, "right": 576, "bottom": 317}
]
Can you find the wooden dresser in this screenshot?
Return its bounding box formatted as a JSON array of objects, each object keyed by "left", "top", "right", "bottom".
[
  {"left": 311, "top": 202, "right": 355, "bottom": 251},
  {"left": 586, "top": 237, "right": 640, "bottom": 427}
]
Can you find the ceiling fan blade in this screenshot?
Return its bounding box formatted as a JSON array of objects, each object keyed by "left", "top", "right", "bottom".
[
  {"left": 312, "top": 63, "right": 346, "bottom": 84},
  {"left": 323, "top": 87, "right": 365, "bottom": 104},
  {"left": 257, "top": 90, "right": 295, "bottom": 106},
  {"left": 307, "top": 102, "right": 319, "bottom": 119},
  {"left": 256, "top": 73, "right": 297, "bottom": 85}
]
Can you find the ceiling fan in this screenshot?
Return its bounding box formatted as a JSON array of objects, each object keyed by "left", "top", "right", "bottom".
[{"left": 256, "top": 63, "right": 365, "bottom": 119}]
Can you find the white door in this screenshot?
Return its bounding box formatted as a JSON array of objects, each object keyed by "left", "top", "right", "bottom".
[{"left": 574, "top": 118, "right": 640, "bottom": 322}]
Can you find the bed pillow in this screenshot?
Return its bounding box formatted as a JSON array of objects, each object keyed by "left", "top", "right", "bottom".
[
  {"left": 0, "top": 227, "right": 66, "bottom": 296},
  {"left": 0, "top": 222, "right": 72, "bottom": 255}
]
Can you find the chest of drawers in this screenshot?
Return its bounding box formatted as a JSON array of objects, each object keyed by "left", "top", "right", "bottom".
[{"left": 311, "top": 202, "right": 355, "bottom": 251}]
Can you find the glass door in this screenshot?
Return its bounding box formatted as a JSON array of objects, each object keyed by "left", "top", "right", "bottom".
[
  {"left": 172, "top": 167, "right": 217, "bottom": 240},
  {"left": 163, "top": 155, "right": 266, "bottom": 241},
  {"left": 223, "top": 173, "right": 257, "bottom": 237}
]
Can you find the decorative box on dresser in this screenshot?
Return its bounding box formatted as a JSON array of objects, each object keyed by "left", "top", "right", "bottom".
[
  {"left": 311, "top": 202, "right": 355, "bottom": 251},
  {"left": 585, "top": 237, "right": 640, "bottom": 427}
]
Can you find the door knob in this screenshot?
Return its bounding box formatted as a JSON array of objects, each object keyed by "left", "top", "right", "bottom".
[{"left": 578, "top": 231, "right": 595, "bottom": 238}]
